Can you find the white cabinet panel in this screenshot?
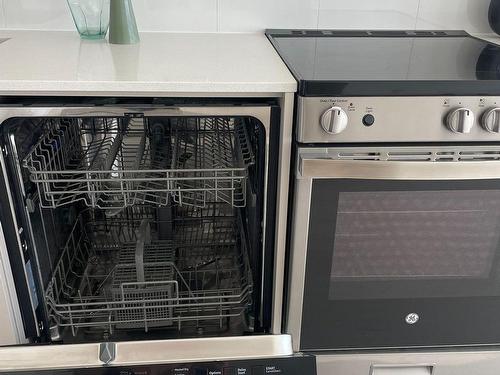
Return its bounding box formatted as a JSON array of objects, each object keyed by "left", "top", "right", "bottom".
[
  {"left": 417, "top": 0, "right": 492, "bottom": 33},
  {"left": 318, "top": 0, "right": 419, "bottom": 29},
  {"left": 219, "top": 0, "right": 319, "bottom": 32}
]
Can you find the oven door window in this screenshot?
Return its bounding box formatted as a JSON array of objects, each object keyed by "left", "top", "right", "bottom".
[
  {"left": 301, "top": 179, "right": 500, "bottom": 350},
  {"left": 331, "top": 189, "right": 500, "bottom": 300}
]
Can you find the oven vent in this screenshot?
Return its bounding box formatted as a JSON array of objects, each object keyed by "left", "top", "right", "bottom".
[
  {"left": 337, "top": 151, "right": 434, "bottom": 161},
  {"left": 335, "top": 148, "right": 500, "bottom": 162},
  {"left": 458, "top": 150, "right": 500, "bottom": 161},
  {"left": 337, "top": 152, "right": 384, "bottom": 160}
]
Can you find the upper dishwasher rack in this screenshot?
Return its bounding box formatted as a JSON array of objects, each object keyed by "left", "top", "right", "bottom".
[{"left": 23, "top": 116, "right": 254, "bottom": 209}]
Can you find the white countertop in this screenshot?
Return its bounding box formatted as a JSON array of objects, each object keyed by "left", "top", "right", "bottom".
[{"left": 0, "top": 30, "right": 297, "bottom": 96}]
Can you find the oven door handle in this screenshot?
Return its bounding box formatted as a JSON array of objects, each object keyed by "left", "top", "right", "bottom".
[{"left": 299, "top": 157, "right": 500, "bottom": 180}]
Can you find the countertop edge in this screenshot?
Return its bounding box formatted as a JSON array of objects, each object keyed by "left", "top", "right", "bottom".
[{"left": 0, "top": 81, "right": 298, "bottom": 96}]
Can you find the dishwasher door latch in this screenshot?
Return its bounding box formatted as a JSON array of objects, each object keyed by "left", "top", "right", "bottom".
[{"left": 99, "top": 342, "right": 116, "bottom": 366}]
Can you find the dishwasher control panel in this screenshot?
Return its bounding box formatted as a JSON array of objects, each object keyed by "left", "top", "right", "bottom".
[{"left": 12, "top": 355, "right": 316, "bottom": 375}]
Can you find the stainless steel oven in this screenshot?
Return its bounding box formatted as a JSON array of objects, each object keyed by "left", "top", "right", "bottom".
[
  {"left": 288, "top": 145, "right": 500, "bottom": 351},
  {"left": 266, "top": 28, "right": 500, "bottom": 375}
]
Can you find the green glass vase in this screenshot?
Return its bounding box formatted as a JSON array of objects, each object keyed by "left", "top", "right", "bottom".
[
  {"left": 67, "top": 0, "right": 110, "bottom": 40},
  {"left": 109, "top": 0, "right": 140, "bottom": 44}
]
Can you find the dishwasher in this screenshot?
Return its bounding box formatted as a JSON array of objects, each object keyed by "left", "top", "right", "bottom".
[{"left": 0, "top": 99, "right": 312, "bottom": 374}]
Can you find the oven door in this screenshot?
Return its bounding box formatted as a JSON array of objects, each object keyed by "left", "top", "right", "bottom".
[{"left": 288, "top": 146, "right": 500, "bottom": 351}]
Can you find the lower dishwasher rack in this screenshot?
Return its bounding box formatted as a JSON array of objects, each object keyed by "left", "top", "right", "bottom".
[
  {"left": 44, "top": 205, "right": 253, "bottom": 336},
  {"left": 23, "top": 116, "right": 254, "bottom": 210}
]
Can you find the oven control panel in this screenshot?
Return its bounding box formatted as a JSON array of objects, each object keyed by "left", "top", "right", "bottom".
[
  {"left": 297, "top": 96, "right": 500, "bottom": 143},
  {"left": 11, "top": 356, "right": 316, "bottom": 375}
]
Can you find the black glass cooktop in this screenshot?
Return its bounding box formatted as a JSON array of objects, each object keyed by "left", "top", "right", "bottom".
[{"left": 266, "top": 30, "right": 500, "bottom": 96}]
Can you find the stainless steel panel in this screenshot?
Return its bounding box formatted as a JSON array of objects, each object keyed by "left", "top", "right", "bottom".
[
  {"left": 300, "top": 159, "right": 500, "bottom": 180},
  {"left": 285, "top": 175, "right": 313, "bottom": 352},
  {"left": 316, "top": 350, "right": 500, "bottom": 375},
  {"left": 298, "top": 146, "right": 500, "bottom": 180},
  {"left": 0, "top": 335, "right": 293, "bottom": 372},
  {"left": 113, "top": 335, "right": 293, "bottom": 366},
  {"left": 297, "top": 96, "right": 500, "bottom": 143},
  {"left": 0, "top": 343, "right": 102, "bottom": 372},
  {"left": 371, "top": 365, "right": 433, "bottom": 375}
]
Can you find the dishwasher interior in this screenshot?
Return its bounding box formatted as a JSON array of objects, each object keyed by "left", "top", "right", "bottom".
[{"left": 0, "top": 109, "right": 273, "bottom": 344}]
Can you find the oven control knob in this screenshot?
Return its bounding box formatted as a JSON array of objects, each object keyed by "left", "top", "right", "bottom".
[
  {"left": 446, "top": 108, "right": 475, "bottom": 134},
  {"left": 321, "top": 107, "right": 348, "bottom": 134},
  {"left": 482, "top": 108, "right": 500, "bottom": 133}
]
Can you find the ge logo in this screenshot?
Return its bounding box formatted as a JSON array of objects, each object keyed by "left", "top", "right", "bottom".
[{"left": 405, "top": 313, "right": 419, "bottom": 325}]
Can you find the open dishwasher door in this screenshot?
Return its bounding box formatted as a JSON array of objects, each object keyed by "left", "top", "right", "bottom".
[
  {"left": 0, "top": 335, "right": 308, "bottom": 373},
  {"left": 0, "top": 101, "right": 290, "bottom": 369}
]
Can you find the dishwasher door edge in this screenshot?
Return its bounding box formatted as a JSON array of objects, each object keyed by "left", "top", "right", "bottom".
[{"left": 0, "top": 334, "right": 293, "bottom": 372}]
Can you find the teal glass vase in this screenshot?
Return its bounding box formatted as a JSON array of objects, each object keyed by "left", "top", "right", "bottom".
[
  {"left": 67, "top": 0, "right": 110, "bottom": 40},
  {"left": 109, "top": 0, "right": 140, "bottom": 44}
]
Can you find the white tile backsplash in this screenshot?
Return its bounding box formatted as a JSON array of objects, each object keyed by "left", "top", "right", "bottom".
[
  {"left": 134, "top": 0, "right": 217, "bottom": 32},
  {"left": 318, "top": 0, "right": 420, "bottom": 29},
  {"left": 0, "top": 0, "right": 494, "bottom": 34},
  {"left": 219, "top": 0, "right": 319, "bottom": 32},
  {"left": 416, "top": 0, "right": 492, "bottom": 33},
  {"left": 3, "top": 0, "right": 73, "bottom": 30},
  {"left": 0, "top": 0, "right": 5, "bottom": 29}
]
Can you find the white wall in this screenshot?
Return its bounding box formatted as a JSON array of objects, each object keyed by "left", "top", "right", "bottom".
[{"left": 0, "top": 0, "right": 493, "bottom": 33}]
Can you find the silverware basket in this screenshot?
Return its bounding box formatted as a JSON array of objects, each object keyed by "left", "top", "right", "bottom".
[
  {"left": 45, "top": 205, "right": 253, "bottom": 336},
  {"left": 23, "top": 116, "right": 254, "bottom": 209}
]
